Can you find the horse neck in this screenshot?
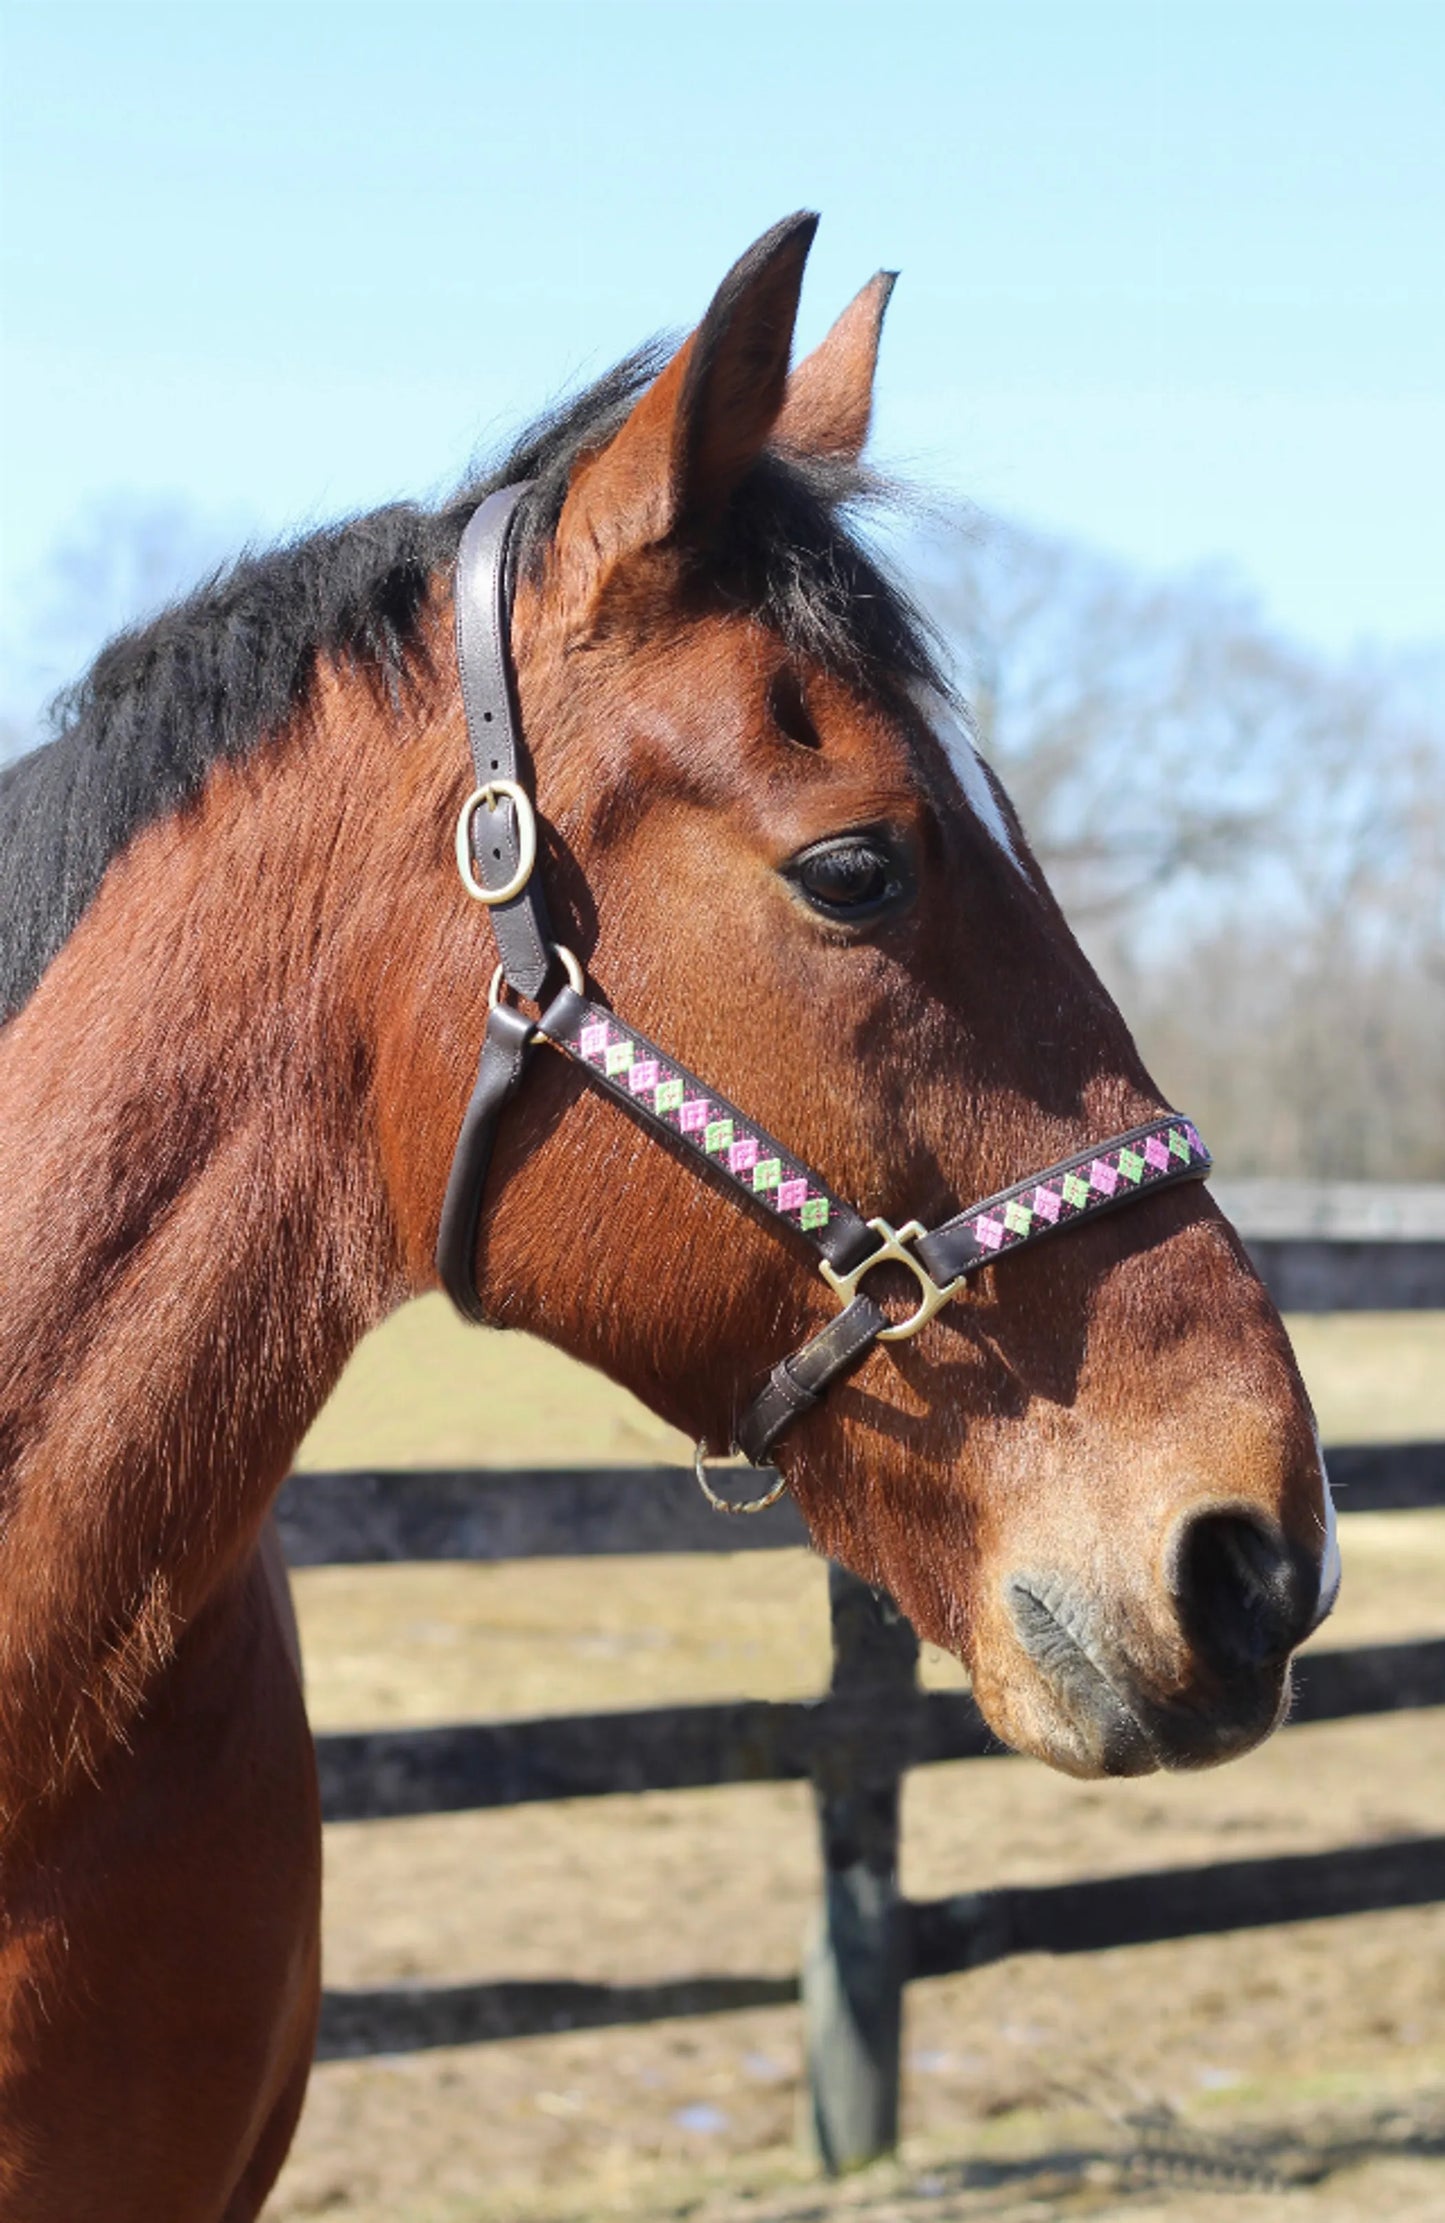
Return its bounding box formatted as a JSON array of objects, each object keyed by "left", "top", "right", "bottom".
[{"left": 0, "top": 671, "right": 422, "bottom": 1825}]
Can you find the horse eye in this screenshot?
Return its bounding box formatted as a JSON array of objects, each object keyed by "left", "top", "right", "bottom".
[{"left": 786, "top": 835, "right": 908, "bottom": 922}]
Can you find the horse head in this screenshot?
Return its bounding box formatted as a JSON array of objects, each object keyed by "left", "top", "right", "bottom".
[{"left": 365, "top": 214, "right": 1337, "bottom": 1778}]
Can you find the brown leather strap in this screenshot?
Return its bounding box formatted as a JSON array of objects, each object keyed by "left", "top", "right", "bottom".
[
  {"left": 733, "top": 1295, "right": 886, "bottom": 1465},
  {"left": 914, "top": 1115, "right": 1209, "bottom": 1285},
  {"left": 453, "top": 487, "right": 555, "bottom": 1000},
  {"left": 736, "top": 1114, "right": 1211, "bottom": 1462},
  {"left": 536, "top": 987, "right": 878, "bottom": 1273},
  {"left": 435, "top": 1001, "right": 538, "bottom": 1322}
]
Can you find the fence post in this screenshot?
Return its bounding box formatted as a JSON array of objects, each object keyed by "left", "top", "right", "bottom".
[{"left": 802, "top": 1562, "right": 919, "bottom": 2173}]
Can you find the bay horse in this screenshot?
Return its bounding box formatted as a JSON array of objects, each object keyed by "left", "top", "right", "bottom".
[{"left": 0, "top": 213, "right": 1336, "bottom": 2218}]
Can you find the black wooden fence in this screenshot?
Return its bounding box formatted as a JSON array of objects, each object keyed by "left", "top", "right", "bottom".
[{"left": 285, "top": 1200, "right": 1445, "bottom": 2173}]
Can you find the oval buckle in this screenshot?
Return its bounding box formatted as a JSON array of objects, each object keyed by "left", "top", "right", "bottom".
[
  {"left": 819, "top": 1218, "right": 963, "bottom": 1343},
  {"left": 456, "top": 778, "right": 537, "bottom": 906}
]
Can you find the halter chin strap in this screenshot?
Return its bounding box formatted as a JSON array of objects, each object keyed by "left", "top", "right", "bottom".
[{"left": 436, "top": 487, "right": 1213, "bottom": 1479}]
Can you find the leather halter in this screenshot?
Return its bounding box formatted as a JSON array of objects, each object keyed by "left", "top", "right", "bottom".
[{"left": 436, "top": 486, "right": 1211, "bottom": 1485}]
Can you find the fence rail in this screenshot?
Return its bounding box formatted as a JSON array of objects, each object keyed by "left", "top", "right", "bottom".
[
  {"left": 275, "top": 1438, "right": 1441, "bottom": 1569},
  {"left": 1216, "top": 1181, "right": 1445, "bottom": 1311},
  {"left": 1231, "top": 1239, "right": 1445, "bottom": 1310},
  {"left": 311, "top": 1633, "right": 1445, "bottom": 1823},
  {"left": 296, "top": 1198, "right": 1445, "bottom": 2170}
]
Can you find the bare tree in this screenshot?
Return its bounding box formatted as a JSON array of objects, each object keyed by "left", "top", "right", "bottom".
[{"left": 920, "top": 512, "right": 1445, "bottom": 1178}]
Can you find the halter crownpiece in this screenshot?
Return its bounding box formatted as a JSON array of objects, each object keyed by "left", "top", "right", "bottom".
[{"left": 436, "top": 486, "right": 1212, "bottom": 1499}]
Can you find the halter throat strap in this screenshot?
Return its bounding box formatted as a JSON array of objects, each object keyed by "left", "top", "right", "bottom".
[{"left": 436, "top": 487, "right": 1212, "bottom": 1476}]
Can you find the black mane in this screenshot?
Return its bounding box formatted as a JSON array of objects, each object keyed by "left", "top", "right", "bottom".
[{"left": 0, "top": 346, "right": 940, "bottom": 1025}]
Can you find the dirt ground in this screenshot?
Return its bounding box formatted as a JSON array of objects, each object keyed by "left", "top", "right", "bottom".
[{"left": 265, "top": 1306, "right": 1445, "bottom": 2221}]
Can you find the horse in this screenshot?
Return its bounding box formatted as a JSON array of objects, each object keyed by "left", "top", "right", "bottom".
[{"left": 0, "top": 212, "right": 1337, "bottom": 2219}]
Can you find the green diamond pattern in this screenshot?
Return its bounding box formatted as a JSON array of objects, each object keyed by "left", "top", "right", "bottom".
[{"left": 567, "top": 1004, "right": 1202, "bottom": 1303}]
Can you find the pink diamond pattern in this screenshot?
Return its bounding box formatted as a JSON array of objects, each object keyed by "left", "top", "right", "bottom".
[
  {"left": 956, "top": 1121, "right": 1210, "bottom": 1265},
  {"left": 562, "top": 1006, "right": 836, "bottom": 1240},
  {"left": 559, "top": 1001, "right": 1206, "bottom": 1283}
]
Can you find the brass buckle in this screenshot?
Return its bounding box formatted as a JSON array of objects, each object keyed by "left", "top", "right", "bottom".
[
  {"left": 456, "top": 778, "right": 537, "bottom": 906},
  {"left": 819, "top": 1217, "right": 963, "bottom": 1343}
]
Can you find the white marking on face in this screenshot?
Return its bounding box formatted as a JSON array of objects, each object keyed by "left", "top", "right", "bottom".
[
  {"left": 911, "top": 684, "right": 1023, "bottom": 872},
  {"left": 1305, "top": 1420, "right": 1342, "bottom": 1636}
]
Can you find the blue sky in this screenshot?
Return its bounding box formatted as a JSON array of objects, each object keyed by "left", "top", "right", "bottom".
[{"left": 1, "top": 0, "right": 1442, "bottom": 727}]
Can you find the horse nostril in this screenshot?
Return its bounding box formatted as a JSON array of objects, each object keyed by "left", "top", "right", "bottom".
[{"left": 1172, "top": 1510, "right": 1312, "bottom": 1672}]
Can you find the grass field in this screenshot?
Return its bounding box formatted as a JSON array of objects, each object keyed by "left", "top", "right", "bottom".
[{"left": 268, "top": 1306, "right": 1445, "bottom": 2223}]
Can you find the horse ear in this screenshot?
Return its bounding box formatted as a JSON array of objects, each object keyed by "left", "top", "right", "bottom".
[
  {"left": 553, "top": 211, "right": 818, "bottom": 597},
  {"left": 772, "top": 270, "right": 897, "bottom": 462}
]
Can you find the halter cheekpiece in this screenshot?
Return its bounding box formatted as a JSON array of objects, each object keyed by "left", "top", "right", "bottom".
[{"left": 435, "top": 487, "right": 1212, "bottom": 1501}]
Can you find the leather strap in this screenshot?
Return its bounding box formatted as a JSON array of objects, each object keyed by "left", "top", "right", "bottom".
[
  {"left": 735, "top": 1113, "right": 1210, "bottom": 1461},
  {"left": 914, "top": 1116, "right": 1209, "bottom": 1285},
  {"left": 454, "top": 487, "right": 555, "bottom": 1000},
  {"left": 537, "top": 988, "right": 878, "bottom": 1273},
  {"left": 734, "top": 1295, "right": 886, "bottom": 1465},
  {"left": 435, "top": 1002, "right": 538, "bottom": 1323}
]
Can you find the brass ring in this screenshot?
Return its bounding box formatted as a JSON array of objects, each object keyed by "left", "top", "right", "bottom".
[
  {"left": 456, "top": 778, "right": 537, "bottom": 905},
  {"left": 819, "top": 1217, "right": 963, "bottom": 1342},
  {"left": 487, "top": 942, "right": 585, "bottom": 1014},
  {"left": 692, "top": 1440, "right": 790, "bottom": 1517}
]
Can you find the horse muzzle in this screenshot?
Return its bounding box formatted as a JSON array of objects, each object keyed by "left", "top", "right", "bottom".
[{"left": 987, "top": 1495, "right": 1338, "bottom": 1778}]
